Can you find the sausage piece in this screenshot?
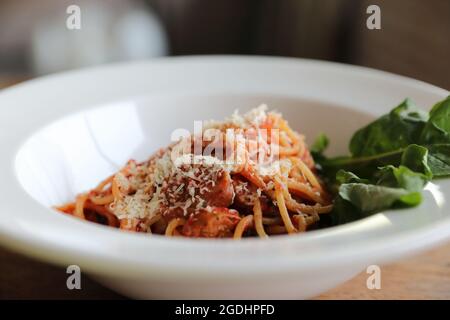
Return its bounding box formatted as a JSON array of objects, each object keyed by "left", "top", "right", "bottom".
[
  {"left": 161, "top": 164, "right": 234, "bottom": 220},
  {"left": 181, "top": 207, "right": 241, "bottom": 238}
]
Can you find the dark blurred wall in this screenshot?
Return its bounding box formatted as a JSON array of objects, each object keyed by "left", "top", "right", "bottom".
[
  {"left": 0, "top": 0, "right": 448, "bottom": 89},
  {"left": 352, "top": 0, "right": 450, "bottom": 90},
  {"left": 149, "top": 0, "right": 450, "bottom": 89},
  {"left": 149, "top": 0, "right": 350, "bottom": 59}
]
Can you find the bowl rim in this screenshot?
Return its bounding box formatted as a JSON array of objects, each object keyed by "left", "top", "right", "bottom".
[{"left": 0, "top": 55, "right": 449, "bottom": 279}]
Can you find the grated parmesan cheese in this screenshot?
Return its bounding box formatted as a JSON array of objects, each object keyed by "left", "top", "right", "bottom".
[
  {"left": 110, "top": 104, "right": 287, "bottom": 222},
  {"left": 227, "top": 104, "right": 268, "bottom": 128}
]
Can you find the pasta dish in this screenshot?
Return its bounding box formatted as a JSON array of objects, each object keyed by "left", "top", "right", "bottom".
[{"left": 57, "top": 105, "right": 333, "bottom": 238}]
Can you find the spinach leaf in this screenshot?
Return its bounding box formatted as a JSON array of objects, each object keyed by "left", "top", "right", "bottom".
[
  {"left": 315, "top": 98, "right": 450, "bottom": 179},
  {"left": 330, "top": 196, "right": 363, "bottom": 225},
  {"left": 427, "top": 144, "right": 450, "bottom": 177},
  {"left": 331, "top": 166, "right": 426, "bottom": 224},
  {"left": 418, "top": 96, "right": 450, "bottom": 176},
  {"left": 349, "top": 99, "right": 428, "bottom": 157},
  {"left": 311, "top": 133, "right": 329, "bottom": 154},
  {"left": 399, "top": 144, "right": 432, "bottom": 177},
  {"left": 310, "top": 133, "right": 329, "bottom": 165},
  {"left": 331, "top": 186, "right": 422, "bottom": 225},
  {"left": 319, "top": 150, "right": 403, "bottom": 181},
  {"left": 313, "top": 97, "right": 450, "bottom": 225},
  {"left": 338, "top": 183, "right": 421, "bottom": 213},
  {"left": 336, "top": 169, "right": 369, "bottom": 184},
  {"left": 420, "top": 96, "right": 450, "bottom": 145},
  {"left": 375, "top": 165, "right": 429, "bottom": 192},
  {"left": 319, "top": 144, "right": 428, "bottom": 181}
]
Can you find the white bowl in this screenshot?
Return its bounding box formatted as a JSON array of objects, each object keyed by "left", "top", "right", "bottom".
[{"left": 0, "top": 56, "right": 449, "bottom": 299}]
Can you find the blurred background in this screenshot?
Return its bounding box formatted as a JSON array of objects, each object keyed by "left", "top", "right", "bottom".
[
  {"left": 0, "top": 0, "right": 449, "bottom": 300},
  {"left": 0, "top": 0, "right": 449, "bottom": 89}
]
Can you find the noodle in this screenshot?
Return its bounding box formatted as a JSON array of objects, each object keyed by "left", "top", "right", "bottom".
[
  {"left": 295, "top": 214, "right": 307, "bottom": 232},
  {"left": 287, "top": 179, "right": 324, "bottom": 204},
  {"left": 262, "top": 217, "right": 281, "bottom": 225},
  {"left": 74, "top": 194, "right": 88, "bottom": 219},
  {"left": 165, "top": 218, "right": 186, "bottom": 236},
  {"left": 290, "top": 157, "right": 323, "bottom": 192},
  {"left": 89, "top": 193, "right": 115, "bottom": 205},
  {"left": 233, "top": 215, "right": 254, "bottom": 239},
  {"left": 253, "top": 199, "right": 268, "bottom": 238},
  {"left": 93, "top": 175, "right": 114, "bottom": 192},
  {"left": 111, "top": 176, "right": 123, "bottom": 200},
  {"left": 275, "top": 188, "right": 297, "bottom": 234},
  {"left": 84, "top": 200, "right": 119, "bottom": 227},
  {"left": 56, "top": 105, "right": 332, "bottom": 238},
  {"left": 266, "top": 225, "right": 286, "bottom": 235}
]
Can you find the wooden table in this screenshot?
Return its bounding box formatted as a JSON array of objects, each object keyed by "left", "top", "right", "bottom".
[
  {"left": 1, "top": 77, "right": 450, "bottom": 300},
  {"left": 318, "top": 242, "right": 450, "bottom": 299},
  {"left": 2, "top": 242, "right": 450, "bottom": 299}
]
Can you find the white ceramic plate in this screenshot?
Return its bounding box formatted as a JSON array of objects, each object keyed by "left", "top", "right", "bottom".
[{"left": 0, "top": 56, "right": 449, "bottom": 299}]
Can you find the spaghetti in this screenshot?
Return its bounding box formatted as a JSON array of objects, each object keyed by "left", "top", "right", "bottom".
[{"left": 56, "top": 105, "right": 332, "bottom": 238}]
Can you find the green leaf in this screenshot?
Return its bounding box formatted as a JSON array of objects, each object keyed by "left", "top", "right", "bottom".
[
  {"left": 398, "top": 192, "right": 423, "bottom": 206},
  {"left": 420, "top": 96, "right": 450, "bottom": 145},
  {"left": 311, "top": 133, "right": 329, "bottom": 154},
  {"left": 427, "top": 144, "right": 450, "bottom": 177},
  {"left": 400, "top": 144, "right": 432, "bottom": 178},
  {"left": 319, "top": 150, "right": 404, "bottom": 181},
  {"left": 375, "top": 165, "right": 429, "bottom": 192},
  {"left": 318, "top": 97, "right": 450, "bottom": 225},
  {"left": 349, "top": 99, "right": 428, "bottom": 157},
  {"left": 330, "top": 196, "right": 363, "bottom": 225},
  {"left": 330, "top": 157, "right": 429, "bottom": 224},
  {"left": 338, "top": 183, "right": 421, "bottom": 213},
  {"left": 336, "top": 170, "right": 369, "bottom": 184},
  {"left": 318, "top": 141, "right": 433, "bottom": 181}
]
